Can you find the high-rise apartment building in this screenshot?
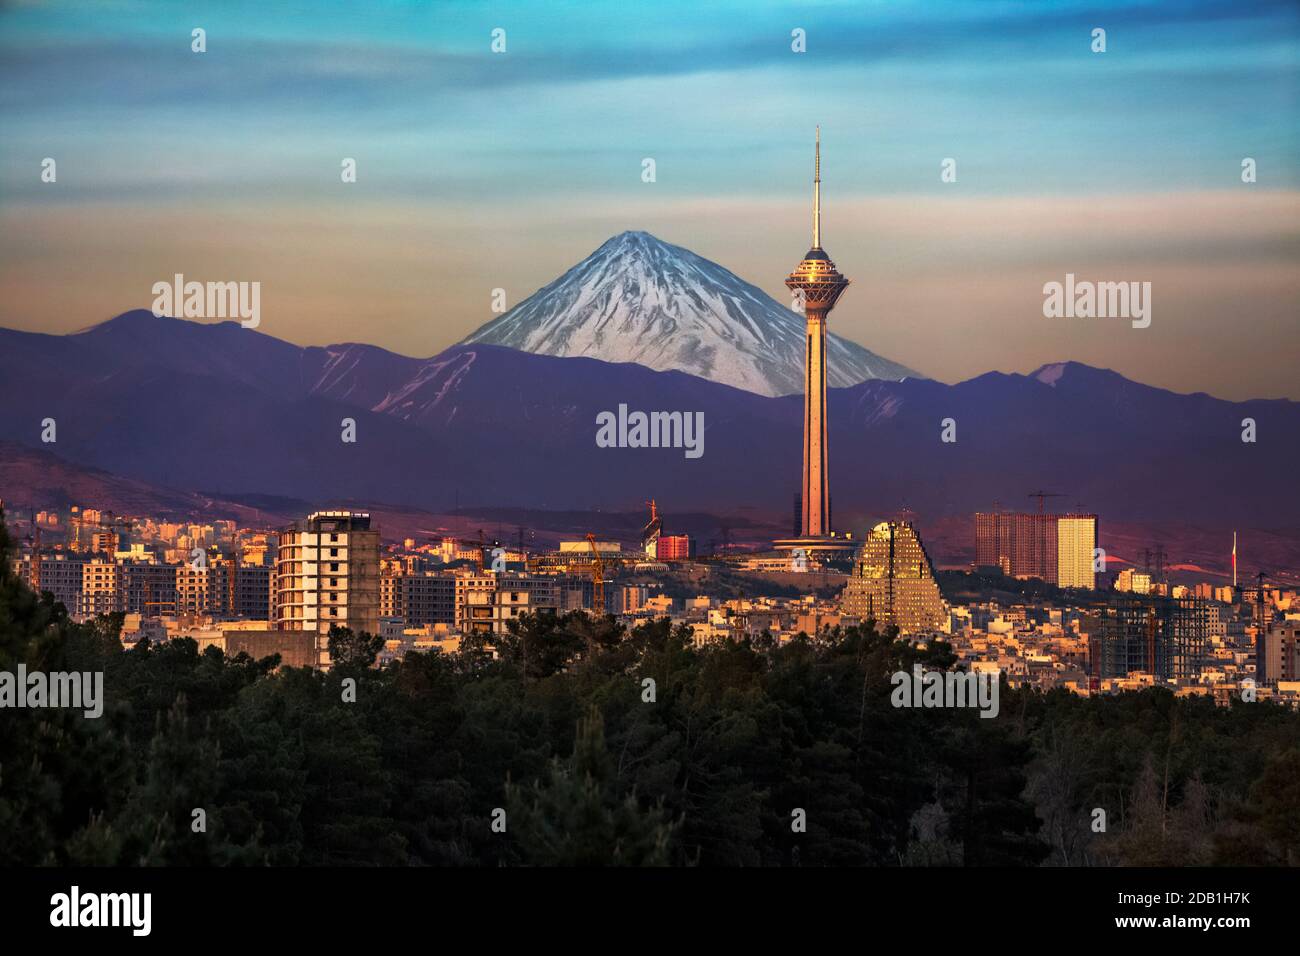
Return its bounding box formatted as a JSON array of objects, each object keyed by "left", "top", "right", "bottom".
[
  {"left": 274, "top": 511, "right": 380, "bottom": 668},
  {"left": 80, "top": 559, "right": 118, "bottom": 618},
  {"left": 656, "top": 534, "right": 693, "bottom": 561},
  {"left": 382, "top": 572, "right": 456, "bottom": 627},
  {"left": 120, "top": 562, "right": 179, "bottom": 617},
  {"left": 231, "top": 564, "right": 273, "bottom": 620},
  {"left": 202, "top": 562, "right": 273, "bottom": 620},
  {"left": 454, "top": 574, "right": 498, "bottom": 635},
  {"left": 175, "top": 561, "right": 211, "bottom": 617},
  {"left": 1258, "top": 621, "right": 1300, "bottom": 685},
  {"left": 454, "top": 572, "right": 562, "bottom": 635},
  {"left": 841, "top": 521, "right": 948, "bottom": 635},
  {"left": 1056, "top": 516, "right": 1098, "bottom": 589},
  {"left": 975, "top": 511, "right": 1097, "bottom": 589},
  {"left": 36, "top": 555, "right": 86, "bottom": 617}
]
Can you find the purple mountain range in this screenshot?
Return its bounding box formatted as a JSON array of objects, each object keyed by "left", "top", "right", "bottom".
[{"left": 0, "top": 310, "right": 1295, "bottom": 532}]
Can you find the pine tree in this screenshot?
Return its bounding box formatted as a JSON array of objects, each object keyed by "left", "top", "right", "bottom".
[{"left": 505, "top": 707, "right": 674, "bottom": 865}]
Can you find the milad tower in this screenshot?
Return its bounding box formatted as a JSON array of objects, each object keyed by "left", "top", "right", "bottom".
[{"left": 775, "top": 128, "right": 857, "bottom": 563}]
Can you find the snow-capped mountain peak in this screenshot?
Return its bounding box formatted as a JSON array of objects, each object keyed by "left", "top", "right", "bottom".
[{"left": 459, "top": 230, "right": 919, "bottom": 397}]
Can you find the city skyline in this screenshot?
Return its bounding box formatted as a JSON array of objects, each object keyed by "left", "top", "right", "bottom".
[
  {"left": 5, "top": 497, "right": 1294, "bottom": 691},
  {"left": 5, "top": 0, "right": 1300, "bottom": 898},
  {"left": 1, "top": 0, "right": 1298, "bottom": 400}
]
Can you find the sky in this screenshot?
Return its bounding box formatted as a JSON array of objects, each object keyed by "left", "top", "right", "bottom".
[{"left": 1, "top": 0, "right": 1297, "bottom": 400}]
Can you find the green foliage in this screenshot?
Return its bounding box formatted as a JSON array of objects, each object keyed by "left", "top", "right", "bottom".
[
  {"left": 505, "top": 706, "right": 674, "bottom": 865},
  {"left": 326, "top": 623, "right": 383, "bottom": 671}
]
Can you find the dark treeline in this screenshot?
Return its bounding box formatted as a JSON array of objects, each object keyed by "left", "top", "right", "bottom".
[{"left": 1, "top": 521, "right": 1297, "bottom": 867}]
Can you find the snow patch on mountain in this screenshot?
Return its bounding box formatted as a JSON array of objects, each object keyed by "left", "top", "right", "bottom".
[
  {"left": 1034, "top": 363, "right": 1068, "bottom": 387},
  {"left": 460, "top": 231, "right": 921, "bottom": 397}
]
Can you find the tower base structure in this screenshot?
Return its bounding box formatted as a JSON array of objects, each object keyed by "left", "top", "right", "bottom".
[{"left": 772, "top": 532, "right": 858, "bottom": 568}]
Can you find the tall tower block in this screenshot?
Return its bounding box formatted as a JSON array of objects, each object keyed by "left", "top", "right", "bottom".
[{"left": 785, "top": 128, "right": 850, "bottom": 537}]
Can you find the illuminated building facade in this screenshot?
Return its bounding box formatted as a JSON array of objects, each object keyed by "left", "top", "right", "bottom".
[
  {"left": 641, "top": 500, "right": 662, "bottom": 558},
  {"left": 1056, "top": 516, "right": 1098, "bottom": 589},
  {"left": 657, "top": 534, "right": 693, "bottom": 560},
  {"left": 841, "top": 521, "right": 948, "bottom": 635}
]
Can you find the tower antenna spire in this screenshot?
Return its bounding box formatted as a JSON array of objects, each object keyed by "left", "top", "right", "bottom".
[{"left": 812, "top": 126, "right": 822, "bottom": 249}]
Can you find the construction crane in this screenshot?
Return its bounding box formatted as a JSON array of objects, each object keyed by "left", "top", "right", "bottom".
[
  {"left": 142, "top": 578, "right": 176, "bottom": 618},
  {"left": 227, "top": 550, "right": 239, "bottom": 617},
  {"left": 69, "top": 509, "right": 84, "bottom": 552},
  {"left": 1027, "top": 490, "right": 1065, "bottom": 515},
  {"left": 1254, "top": 570, "right": 1271, "bottom": 630},
  {"left": 1146, "top": 606, "right": 1159, "bottom": 675},
  {"left": 100, "top": 511, "right": 135, "bottom": 555},
  {"left": 586, "top": 532, "right": 605, "bottom": 617},
  {"left": 27, "top": 509, "right": 41, "bottom": 593}
]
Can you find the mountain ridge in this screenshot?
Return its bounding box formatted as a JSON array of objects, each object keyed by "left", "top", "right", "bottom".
[{"left": 0, "top": 313, "right": 1295, "bottom": 538}]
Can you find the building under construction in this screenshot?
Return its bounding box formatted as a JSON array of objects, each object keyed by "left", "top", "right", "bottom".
[{"left": 1093, "top": 595, "right": 1213, "bottom": 681}]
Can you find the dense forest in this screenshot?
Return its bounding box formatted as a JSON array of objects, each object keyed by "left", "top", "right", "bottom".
[{"left": 1, "top": 520, "right": 1297, "bottom": 867}]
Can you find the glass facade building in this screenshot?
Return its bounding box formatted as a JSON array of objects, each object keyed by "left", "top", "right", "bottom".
[{"left": 841, "top": 521, "right": 948, "bottom": 635}]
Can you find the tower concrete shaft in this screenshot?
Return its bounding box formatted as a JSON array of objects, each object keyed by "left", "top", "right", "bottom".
[{"left": 803, "top": 305, "right": 831, "bottom": 535}]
